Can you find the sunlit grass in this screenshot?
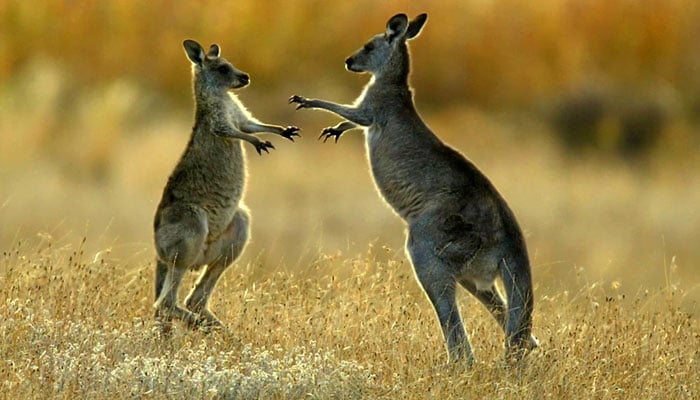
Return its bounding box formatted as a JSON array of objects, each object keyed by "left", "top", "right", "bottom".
[{"left": 1, "top": 236, "right": 698, "bottom": 399}]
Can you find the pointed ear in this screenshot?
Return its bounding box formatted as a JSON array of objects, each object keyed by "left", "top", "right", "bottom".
[
  {"left": 385, "top": 13, "right": 409, "bottom": 42},
  {"left": 207, "top": 44, "right": 220, "bottom": 58},
  {"left": 183, "top": 39, "right": 205, "bottom": 65},
  {"left": 406, "top": 13, "right": 427, "bottom": 40}
]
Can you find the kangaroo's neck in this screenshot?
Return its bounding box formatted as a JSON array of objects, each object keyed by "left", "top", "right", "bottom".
[
  {"left": 194, "top": 86, "right": 229, "bottom": 110},
  {"left": 194, "top": 89, "right": 233, "bottom": 124},
  {"left": 367, "top": 45, "right": 417, "bottom": 107},
  {"left": 376, "top": 43, "right": 411, "bottom": 85}
]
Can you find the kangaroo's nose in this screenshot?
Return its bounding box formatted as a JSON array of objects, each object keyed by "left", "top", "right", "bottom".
[
  {"left": 345, "top": 58, "right": 353, "bottom": 68},
  {"left": 239, "top": 74, "right": 250, "bottom": 84}
]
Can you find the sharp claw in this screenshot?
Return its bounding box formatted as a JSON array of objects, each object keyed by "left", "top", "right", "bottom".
[{"left": 283, "top": 127, "right": 300, "bottom": 142}]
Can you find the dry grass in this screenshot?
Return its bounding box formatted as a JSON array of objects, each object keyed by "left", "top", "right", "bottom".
[{"left": 1, "top": 236, "right": 698, "bottom": 399}]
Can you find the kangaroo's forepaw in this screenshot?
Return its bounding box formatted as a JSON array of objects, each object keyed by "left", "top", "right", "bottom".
[
  {"left": 281, "top": 126, "right": 301, "bottom": 141},
  {"left": 253, "top": 140, "right": 275, "bottom": 155},
  {"left": 289, "top": 95, "right": 309, "bottom": 110},
  {"left": 319, "top": 127, "right": 344, "bottom": 143}
]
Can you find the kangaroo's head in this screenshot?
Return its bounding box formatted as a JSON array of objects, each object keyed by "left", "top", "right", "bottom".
[
  {"left": 183, "top": 39, "right": 250, "bottom": 94},
  {"left": 345, "top": 13, "right": 427, "bottom": 82}
]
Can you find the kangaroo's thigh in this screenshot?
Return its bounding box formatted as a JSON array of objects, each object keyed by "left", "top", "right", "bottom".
[
  {"left": 204, "top": 206, "right": 250, "bottom": 266},
  {"left": 406, "top": 229, "right": 473, "bottom": 364},
  {"left": 185, "top": 207, "right": 250, "bottom": 319},
  {"left": 155, "top": 203, "right": 208, "bottom": 269}
]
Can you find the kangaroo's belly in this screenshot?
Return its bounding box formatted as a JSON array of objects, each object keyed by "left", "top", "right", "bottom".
[
  {"left": 202, "top": 201, "right": 239, "bottom": 238},
  {"left": 167, "top": 146, "right": 246, "bottom": 240},
  {"left": 365, "top": 129, "right": 431, "bottom": 221}
]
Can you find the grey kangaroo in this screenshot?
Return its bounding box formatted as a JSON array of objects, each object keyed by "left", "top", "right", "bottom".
[
  {"left": 290, "top": 13, "right": 537, "bottom": 363},
  {"left": 154, "top": 39, "right": 299, "bottom": 333}
]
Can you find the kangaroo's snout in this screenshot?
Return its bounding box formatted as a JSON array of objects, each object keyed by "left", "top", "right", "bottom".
[
  {"left": 345, "top": 57, "right": 360, "bottom": 73},
  {"left": 233, "top": 73, "right": 250, "bottom": 89}
]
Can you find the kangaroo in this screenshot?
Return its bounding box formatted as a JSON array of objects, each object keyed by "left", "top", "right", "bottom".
[
  {"left": 290, "top": 14, "right": 537, "bottom": 364},
  {"left": 153, "top": 39, "right": 300, "bottom": 333}
]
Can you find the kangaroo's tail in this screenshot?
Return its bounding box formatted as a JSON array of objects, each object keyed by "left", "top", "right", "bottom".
[{"left": 499, "top": 234, "right": 534, "bottom": 352}]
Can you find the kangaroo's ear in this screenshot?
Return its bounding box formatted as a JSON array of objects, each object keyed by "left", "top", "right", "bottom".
[
  {"left": 207, "top": 44, "right": 220, "bottom": 58},
  {"left": 385, "top": 13, "right": 409, "bottom": 43},
  {"left": 406, "top": 13, "right": 427, "bottom": 40},
  {"left": 183, "top": 39, "right": 205, "bottom": 65}
]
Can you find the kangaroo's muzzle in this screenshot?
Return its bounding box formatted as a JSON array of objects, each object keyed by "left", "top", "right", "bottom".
[
  {"left": 345, "top": 57, "right": 360, "bottom": 73},
  {"left": 232, "top": 74, "right": 250, "bottom": 89}
]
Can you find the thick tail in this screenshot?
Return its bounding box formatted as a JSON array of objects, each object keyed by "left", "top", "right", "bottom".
[
  {"left": 155, "top": 259, "right": 168, "bottom": 303},
  {"left": 499, "top": 250, "right": 534, "bottom": 352}
]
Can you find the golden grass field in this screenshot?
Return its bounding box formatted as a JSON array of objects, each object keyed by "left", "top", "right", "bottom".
[{"left": 2, "top": 1, "right": 700, "bottom": 398}]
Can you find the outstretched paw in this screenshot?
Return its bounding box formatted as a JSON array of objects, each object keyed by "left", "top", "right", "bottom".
[
  {"left": 253, "top": 140, "right": 275, "bottom": 155},
  {"left": 281, "top": 126, "right": 301, "bottom": 142},
  {"left": 319, "top": 126, "right": 344, "bottom": 143},
  {"left": 289, "top": 95, "right": 310, "bottom": 110}
]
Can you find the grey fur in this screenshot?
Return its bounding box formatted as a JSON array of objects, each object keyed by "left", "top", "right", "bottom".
[
  {"left": 153, "top": 39, "right": 299, "bottom": 333},
  {"left": 290, "top": 14, "right": 537, "bottom": 363}
]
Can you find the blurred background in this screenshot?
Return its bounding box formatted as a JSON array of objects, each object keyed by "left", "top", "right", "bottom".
[{"left": 1, "top": 0, "right": 699, "bottom": 306}]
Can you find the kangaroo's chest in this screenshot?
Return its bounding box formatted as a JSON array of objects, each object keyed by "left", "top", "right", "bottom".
[
  {"left": 365, "top": 126, "right": 427, "bottom": 220},
  {"left": 169, "top": 135, "right": 246, "bottom": 236}
]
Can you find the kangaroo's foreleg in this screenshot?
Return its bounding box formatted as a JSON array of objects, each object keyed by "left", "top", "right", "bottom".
[
  {"left": 213, "top": 127, "right": 275, "bottom": 155},
  {"left": 289, "top": 95, "right": 373, "bottom": 126},
  {"left": 319, "top": 121, "right": 359, "bottom": 143},
  {"left": 238, "top": 120, "right": 301, "bottom": 142}
]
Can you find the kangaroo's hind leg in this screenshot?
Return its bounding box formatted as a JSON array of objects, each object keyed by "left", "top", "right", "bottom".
[
  {"left": 458, "top": 278, "right": 507, "bottom": 328},
  {"left": 185, "top": 206, "right": 250, "bottom": 328},
  {"left": 154, "top": 204, "right": 209, "bottom": 330},
  {"left": 406, "top": 230, "right": 473, "bottom": 365},
  {"left": 459, "top": 277, "right": 539, "bottom": 352}
]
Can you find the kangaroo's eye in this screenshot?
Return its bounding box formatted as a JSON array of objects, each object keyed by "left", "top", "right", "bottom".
[{"left": 217, "top": 65, "right": 231, "bottom": 74}]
